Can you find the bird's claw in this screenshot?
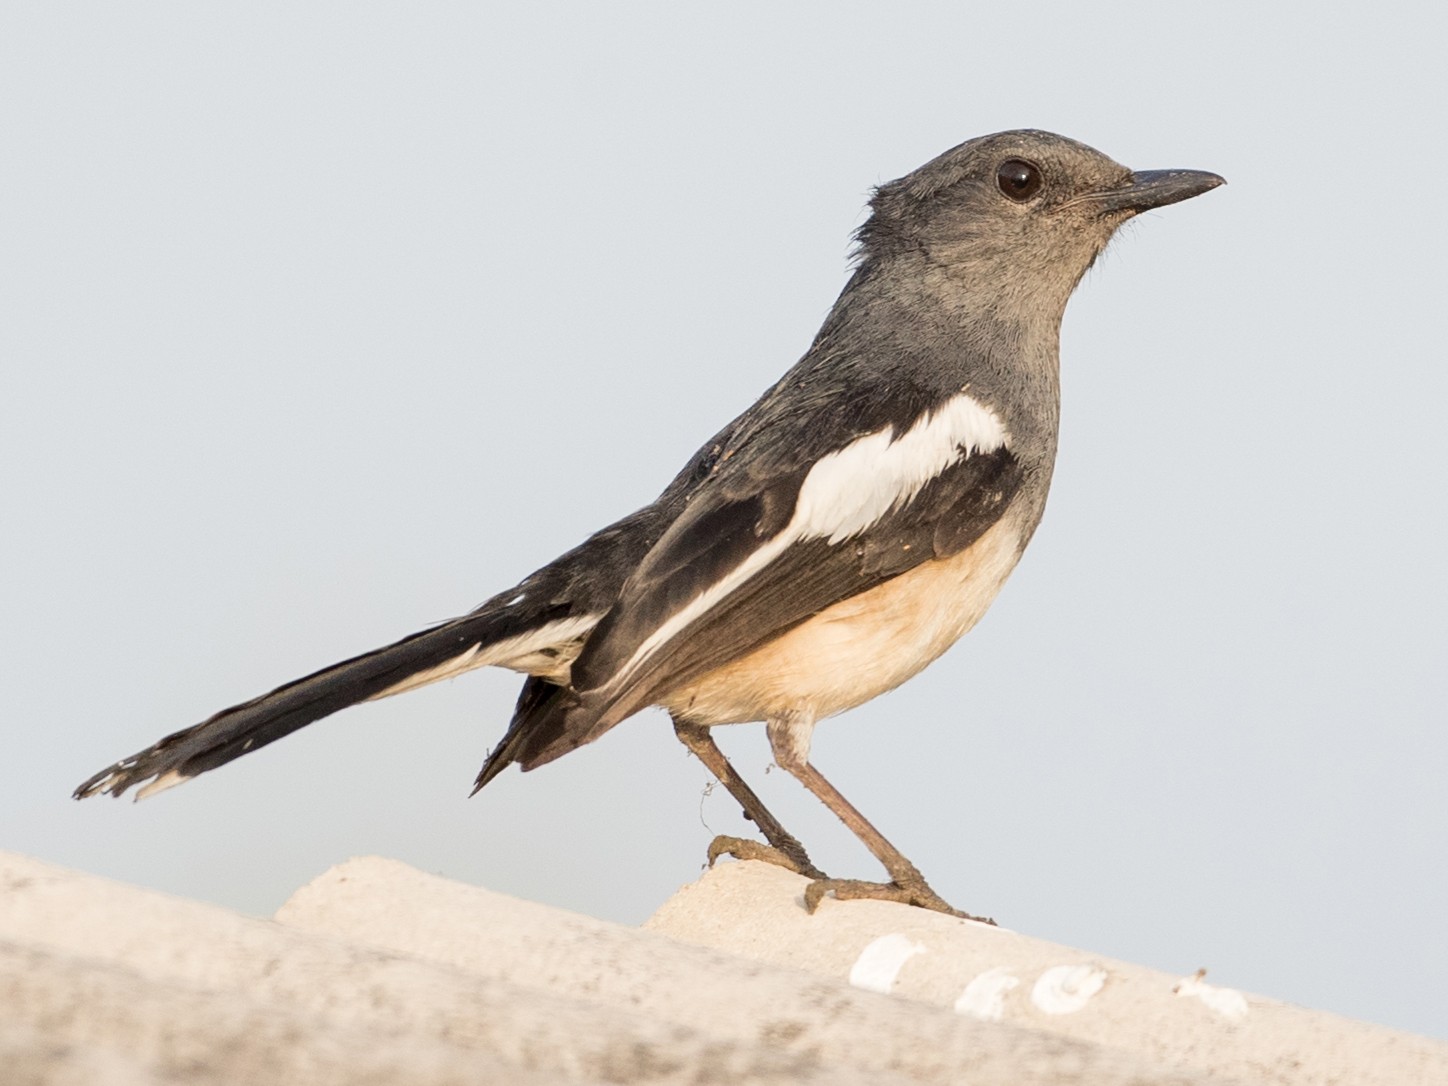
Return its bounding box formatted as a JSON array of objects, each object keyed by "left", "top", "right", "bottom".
[
  {"left": 802, "top": 877, "right": 995, "bottom": 924},
  {"left": 705, "top": 835, "right": 826, "bottom": 880}
]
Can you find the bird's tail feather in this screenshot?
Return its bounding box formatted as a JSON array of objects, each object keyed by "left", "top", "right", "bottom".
[
  {"left": 471, "top": 676, "right": 578, "bottom": 794},
  {"left": 74, "top": 605, "right": 590, "bottom": 801}
]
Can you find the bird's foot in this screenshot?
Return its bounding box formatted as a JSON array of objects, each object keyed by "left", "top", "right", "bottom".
[
  {"left": 706, "top": 835, "right": 827, "bottom": 880},
  {"left": 802, "top": 877, "right": 996, "bottom": 924}
]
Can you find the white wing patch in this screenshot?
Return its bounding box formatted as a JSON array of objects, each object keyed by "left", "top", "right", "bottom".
[
  {"left": 615, "top": 391, "right": 1009, "bottom": 690},
  {"left": 796, "top": 391, "right": 1009, "bottom": 544}
]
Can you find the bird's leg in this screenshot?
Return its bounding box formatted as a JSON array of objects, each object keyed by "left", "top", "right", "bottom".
[
  {"left": 766, "top": 713, "right": 994, "bottom": 924},
  {"left": 672, "top": 716, "right": 826, "bottom": 880}
]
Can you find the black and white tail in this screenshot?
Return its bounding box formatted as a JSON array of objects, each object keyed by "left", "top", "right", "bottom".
[
  {"left": 71, "top": 435, "right": 726, "bottom": 803},
  {"left": 73, "top": 603, "right": 599, "bottom": 801}
]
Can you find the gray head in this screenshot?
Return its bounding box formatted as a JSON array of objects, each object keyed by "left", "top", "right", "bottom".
[{"left": 857, "top": 129, "right": 1224, "bottom": 316}]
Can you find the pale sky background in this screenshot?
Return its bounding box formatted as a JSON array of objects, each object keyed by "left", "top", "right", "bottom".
[{"left": 4, "top": 2, "right": 1445, "bottom": 1042}]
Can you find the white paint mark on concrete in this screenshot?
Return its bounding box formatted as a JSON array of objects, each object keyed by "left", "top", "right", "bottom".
[
  {"left": 848, "top": 933, "right": 926, "bottom": 994},
  {"left": 954, "top": 966, "right": 1020, "bottom": 1021},
  {"left": 1174, "top": 970, "right": 1249, "bottom": 1021},
  {"left": 1031, "top": 964, "right": 1107, "bottom": 1014}
]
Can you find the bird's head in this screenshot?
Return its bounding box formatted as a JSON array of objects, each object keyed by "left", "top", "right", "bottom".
[{"left": 858, "top": 129, "right": 1224, "bottom": 316}]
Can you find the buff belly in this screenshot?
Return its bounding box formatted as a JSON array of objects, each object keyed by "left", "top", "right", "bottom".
[{"left": 661, "top": 516, "right": 1025, "bottom": 727}]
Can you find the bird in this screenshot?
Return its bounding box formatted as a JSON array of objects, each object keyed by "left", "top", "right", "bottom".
[{"left": 75, "top": 129, "right": 1223, "bottom": 919}]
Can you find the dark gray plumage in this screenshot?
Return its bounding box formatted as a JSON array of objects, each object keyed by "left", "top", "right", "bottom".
[{"left": 76, "top": 130, "right": 1222, "bottom": 918}]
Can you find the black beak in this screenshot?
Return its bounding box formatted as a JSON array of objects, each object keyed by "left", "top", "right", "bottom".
[{"left": 1091, "top": 169, "right": 1225, "bottom": 214}]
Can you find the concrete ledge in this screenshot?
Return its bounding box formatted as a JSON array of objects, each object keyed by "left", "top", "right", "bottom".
[
  {"left": 6, "top": 850, "right": 1444, "bottom": 1084},
  {"left": 2, "top": 853, "right": 837, "bottom": 1084},
  {"left": 0, "top": 940, "right": 568, "bottom": 1086},
  {"left": 276, "top": 855, "right": 1212, "bottom": 1085},
  {"left": 645, "top": 860, "right": 1448, "bottom": 1086}
]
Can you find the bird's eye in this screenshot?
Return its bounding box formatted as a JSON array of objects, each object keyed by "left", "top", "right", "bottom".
[{"left": 996, "top": 159, "right": 1043, "bottom": 201}]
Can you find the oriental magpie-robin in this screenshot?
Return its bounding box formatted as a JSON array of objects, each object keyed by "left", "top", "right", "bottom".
[{"left": 76, "top": 130, "right": 1223, "bottom": 918}]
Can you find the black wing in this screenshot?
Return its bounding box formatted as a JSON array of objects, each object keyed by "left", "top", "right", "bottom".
[{"left": 492, "top": 442, "right": 1022, "bottom": 774}]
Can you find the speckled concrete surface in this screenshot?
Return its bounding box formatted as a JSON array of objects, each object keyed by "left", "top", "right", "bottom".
[{"left": 6, "top": 850, "right": 1441, "bottom": 1084}]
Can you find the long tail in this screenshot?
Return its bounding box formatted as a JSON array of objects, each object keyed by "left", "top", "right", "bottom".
[
  {"left": 74, "top": 603, "right": 597, "bottom": 801},
  {"left": 71, "top": 455, "right": 725, "bottom": 803}
]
